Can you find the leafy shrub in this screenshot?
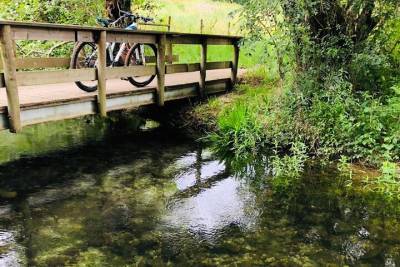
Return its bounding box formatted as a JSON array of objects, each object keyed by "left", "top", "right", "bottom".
[{"left": 0, "top": 0, "right": 104, "bottom": 25}]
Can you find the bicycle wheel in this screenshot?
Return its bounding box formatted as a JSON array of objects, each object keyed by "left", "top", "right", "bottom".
[
  {"left": 125, "top": 43, "right": 157, "bottom": 87},
  {"left": 71, "top": 42, "right": 98, "bottom": 92}
]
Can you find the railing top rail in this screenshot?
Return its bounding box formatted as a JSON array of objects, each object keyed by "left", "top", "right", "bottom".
[{"left": 0, "top": 20, "right": 242, "bottom": 40}]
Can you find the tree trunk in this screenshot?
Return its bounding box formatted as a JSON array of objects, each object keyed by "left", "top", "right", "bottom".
[{"left": 106, "top": 0, "right": 132, "bottom": 19}]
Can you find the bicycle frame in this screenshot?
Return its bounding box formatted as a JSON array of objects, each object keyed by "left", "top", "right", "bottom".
[{"left": 85, "top": 42, "right": 146, "bottom": 68}]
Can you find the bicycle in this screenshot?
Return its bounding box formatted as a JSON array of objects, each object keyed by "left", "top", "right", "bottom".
[{"left": 70, "top": 10, "right": 158, "bottom": 92}]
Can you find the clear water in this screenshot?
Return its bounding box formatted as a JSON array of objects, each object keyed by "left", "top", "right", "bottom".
[{"left": 0, "top": 129, "right": 400, "bottom": 266}]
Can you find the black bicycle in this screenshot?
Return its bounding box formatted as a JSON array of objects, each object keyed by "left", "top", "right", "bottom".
[{"left": 71, "top": 11, "right": 157, "bottom": 92}]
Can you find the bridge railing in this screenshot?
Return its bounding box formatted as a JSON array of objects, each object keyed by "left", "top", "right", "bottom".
[{"left": 0, "top": 21, "right": 241, "bottom": 133}]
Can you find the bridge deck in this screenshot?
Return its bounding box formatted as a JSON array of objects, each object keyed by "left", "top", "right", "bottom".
[
  {"left": 0, "top": 69, "right": 234, "bottom": 111},
  {"left": 0, "top": 69, "right": 240, "bottom": 130}
]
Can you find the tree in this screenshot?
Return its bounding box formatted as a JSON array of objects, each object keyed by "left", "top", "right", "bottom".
[
  {"left": 237, "top": 0, "right": 291, "bottom": 81},
  {"left": 106, "top": 0, "right": 132, "bottom": 19}
]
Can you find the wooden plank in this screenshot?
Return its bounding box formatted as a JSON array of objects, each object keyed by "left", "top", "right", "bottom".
[
  {"left": 106, "top": 93, "right": 154, "bottom": 112},
  {"left": 107, "top": 32, "right": 157, "bottom": 44},
  {"left": 145, "top": 55, "right": 178, "bottom": 63},
  {"left": 0, "top": 57, "right": 71, "bottom": 70},
  {"left": 206, "top": 61, "right": 232, "bottom": 70},
  {"left": 1, "top": 57, "right": 179, "bottom": 70},
  {"left": 166, "top": 64, "right": 189, "bottom": 74},
  {"left": 12, "top": 27, "right": 76, "bottom": 41},
  {"left": 188, "top": 63, "right": 201, "bottom": 72},
  {"left": 16, "top": 68, "right": 96, "bottom": 86},
  {"left": 11, "top": 62, "right": 230, "bottom": 87},
  {"left": 77, "top": 31, "right": 94, "bottom": 42},
  {"left": 168, "top": 36, "right": 234, "bottom": 45},
  {"left": 165, "top": 84, "right": 198, "bottom": 100},
  {"left": 231, "top": 43, "right": 240, "bottom": 86},
  {"left": 167, "top": 63, "right": 200, "bottom": 73},
  {"left": 168, "top": 35, "right": 202, "bottom": 45},
  {"left": 0, "top": 25, "right": 22, "bottom": 132},
  {"left": 156, "top": 34, "right": 166, "bottom": 106},
  {"left": 106, "top": 66, "right": 156, "bottom": 79},
  {"left": 199, "top": 39, "right": 207, "bottom": 99},
  {"left": 0, "top": 20, "right": 243, "bottom": 40},
  {"left": 96, "top": 30, "right": 107, "bottom": 117},
  {"left": 21, "top": 101, "right": 96, "bottom": 127},
  {"left": 165, "top": 62, "right": 229, "bottom": 74},
  {"left": 207, "top": 37, "right": 233, "bottom": 45},
  {"left": 206, "top": 79, "right": 230, "bottom": 94}
]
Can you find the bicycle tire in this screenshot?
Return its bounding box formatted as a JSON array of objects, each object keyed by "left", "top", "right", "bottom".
[
  {"left": 125, "top": 43, "right": 157, "bottom": 87},
  {"left": 71, "top": 42, "right": 98, "bottom": 92}
]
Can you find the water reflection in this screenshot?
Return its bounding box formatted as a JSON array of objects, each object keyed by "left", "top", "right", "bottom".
[
  {"left": 165, "top": 177, "right": 257, "bottom": 240},
  {"left": 167, "top": 148, "right": 258, "bottom": 240},
  {"left": 0, "top": 130, "right": 399, "bottom": 266}
]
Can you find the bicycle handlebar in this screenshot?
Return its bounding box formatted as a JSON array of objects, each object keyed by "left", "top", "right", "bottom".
[
  {"left": 119, "top": 10, "right": 154, "bottom": 23},
  {"left": 97, "top": 11, "right": 154, "bottom": 28}
]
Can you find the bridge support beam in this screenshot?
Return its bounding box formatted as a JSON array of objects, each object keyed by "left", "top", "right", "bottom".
[
  {"left": 0, "top": 25, "right": 22, "bottom": 133},
  {"left": 156, "top": 34, "right": 166, "bottom": 106},
  {"left": 199, "top": 38, "right": 207, "bottom": 99},
  {"left": 96, "top": 30, "right": 107, "bottom": 117},
  {"left": 231, "top": 41, "right": 240, "bottom": 88}
]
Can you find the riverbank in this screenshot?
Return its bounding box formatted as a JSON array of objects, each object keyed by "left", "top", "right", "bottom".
[{"left": 174, "top": 66, "right": 400, "bottom": 202}]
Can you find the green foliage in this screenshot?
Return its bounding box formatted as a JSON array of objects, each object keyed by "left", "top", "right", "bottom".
[
  {"left": 208, "top": 83, "right": 270, "bottom": 160},
  {"left": 203, "top": 0, "right": 399, "bottom": 191},
  {"left": 234, "top": 0, "right": 293, "bottom": 80},
  {"left": 271, "top": 141, "right": 308, "bottom": 179},
  {"left": 363, "top": 161, "right": 400, "bottom": 201},
  {"left": 0, "top": 0, "right": 104, "bottom": 24}
]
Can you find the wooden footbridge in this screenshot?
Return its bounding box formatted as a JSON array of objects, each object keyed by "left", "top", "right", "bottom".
[{"left": 0, "top": 21, "right": 241, "bottom": 133}]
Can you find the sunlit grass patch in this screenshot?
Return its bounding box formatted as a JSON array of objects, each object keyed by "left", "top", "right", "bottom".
[{"left": 154, "top": 0, "right": 241, "bottom": 35}]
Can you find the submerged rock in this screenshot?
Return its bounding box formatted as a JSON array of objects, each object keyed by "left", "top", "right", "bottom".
[{"left": 343, "top": 235, "right": 382, "bottom": 262}]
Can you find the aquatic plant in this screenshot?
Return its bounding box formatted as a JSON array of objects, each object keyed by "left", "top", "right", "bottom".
[{"left": 363, "top": 161, "right": 400, "bottom": 201}]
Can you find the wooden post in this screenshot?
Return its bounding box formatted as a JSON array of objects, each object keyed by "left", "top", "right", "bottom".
[
  {"left": 167, "top": 17, "right": 173, "bottom": 64},
  {"left": 167, "top": 43, "right": 173, "bottom": 64},
  {"left": 12, "top": 40, "right": 17, "bottom": 57},
  {"left": 0, "top": 25, "right": 22, "bottom": 133},
  {"left": 167, "top": 16, "right": 172, "bottom": 32},
  {"left": 199, "top": 38, "right": 207, "bottom": 99},
  {"left": 228, "top": 22, "right": 231, "bottom": 36},
  {"left": 231, "top": 41, "right": 240, "bottom": 88},
  {"left": 156, "top": 34, "right": 166, "bottom": 106},
  {"left": 96, "top": 30, "right": 107, "bottom": 117},
  {"left": 200, "top": 19, "right": 204, "bottom": 34}
]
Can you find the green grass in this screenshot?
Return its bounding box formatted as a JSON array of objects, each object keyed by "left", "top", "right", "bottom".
[
  {"left": 190, "top": 64, "right": 277, "bottom": 133},
  {"left": 140, "top": 0, "right": 241, "bottom": 35},
  {"left": 138, "top": 0, "right": 264, "bottom": 67}
]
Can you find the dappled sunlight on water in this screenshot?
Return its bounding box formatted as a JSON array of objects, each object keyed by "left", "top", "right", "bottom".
[
  {"left": 0, "top": 130, "right": 400, "bottom": 266},
  {"left": 164, "top": 176, "right": 258, "bottom": 241}
]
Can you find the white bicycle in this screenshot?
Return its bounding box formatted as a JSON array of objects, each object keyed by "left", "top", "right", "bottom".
[{"left": 70, "top": 11, "right": 157, "bottom": 92}]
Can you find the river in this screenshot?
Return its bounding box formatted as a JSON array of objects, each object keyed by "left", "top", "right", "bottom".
[{"left": 0, "top": 120, "right": 399, "bottom": 266}]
